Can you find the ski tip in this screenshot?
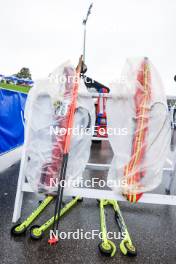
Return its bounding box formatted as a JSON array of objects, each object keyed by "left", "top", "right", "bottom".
[
  {"left": 124, "top": 193, "right": 143, "bottom": 203},
  {"left": 48, "top": 236, "right": 58, "bottom": 245}
]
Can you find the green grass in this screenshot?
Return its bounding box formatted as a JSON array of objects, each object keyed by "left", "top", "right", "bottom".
[{"left": 0, "top": 82, "right": 30, "bottom": 94}]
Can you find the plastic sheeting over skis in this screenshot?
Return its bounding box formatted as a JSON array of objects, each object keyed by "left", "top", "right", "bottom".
[
  {"left": 107, "top": 57, "right": 171, "bottom": 195},
  {"left": 22, "top": 62, "right": 95, "bottom": 193}
]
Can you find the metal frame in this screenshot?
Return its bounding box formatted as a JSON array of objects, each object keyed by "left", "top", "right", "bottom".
[{"left": 12, "top": 94, "right": 176, "bottom": 223}]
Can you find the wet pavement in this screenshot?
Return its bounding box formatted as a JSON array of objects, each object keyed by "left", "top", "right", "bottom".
[{"left": 0, "top": 141, "right": 176, "bottom": 264}]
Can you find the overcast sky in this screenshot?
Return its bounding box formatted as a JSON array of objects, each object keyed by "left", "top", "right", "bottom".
[{"left": 0, "top": 0, "right": 176, "bottom": 94}]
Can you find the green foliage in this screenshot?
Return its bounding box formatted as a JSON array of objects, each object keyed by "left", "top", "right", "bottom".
[{"left": 15, "top": 67, "right": 32, "bottom": 80}]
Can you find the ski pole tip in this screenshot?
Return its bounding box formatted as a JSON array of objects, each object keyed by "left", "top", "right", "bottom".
[{"left": 48, "top": 236, "right": 59, "bottom": 245}]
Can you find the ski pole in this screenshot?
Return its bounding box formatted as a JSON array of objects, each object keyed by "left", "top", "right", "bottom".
[
  {"left": 48, "top": 57, "right": 83, "bottom": 245},
  {"left": 82, "top": 3, "right": 93, "bottom": 64}
]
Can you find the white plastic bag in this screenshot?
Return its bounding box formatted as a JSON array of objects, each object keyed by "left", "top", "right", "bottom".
[
  {"left": 107, "top": 57, "right": 171, "bottom": 195},
  {"left": 22, "top": 62, "right": 95, "bottom": 193}
]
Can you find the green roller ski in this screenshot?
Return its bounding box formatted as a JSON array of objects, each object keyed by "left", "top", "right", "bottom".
[
  {"left": 11, "top": 195, "right": 54, "bottom": 236},
  {"left": 98, "top": 199, "right": 137, "bottom": 257},
  {"left": 30, "top": 196, "right": 82, "bottom": 240},
  {"left": 98, "top": 199, "right": 116, "bottom": 257},
  {"left": 112, "top": 200, "right": 137, "bottom": 256}
]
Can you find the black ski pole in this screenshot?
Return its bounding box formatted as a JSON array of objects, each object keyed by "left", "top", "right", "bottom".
[{"left": 48, "top": 58, "right": 83, "bottom": 245}]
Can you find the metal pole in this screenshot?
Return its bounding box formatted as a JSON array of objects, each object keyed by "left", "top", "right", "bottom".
[
  {"left": 82, "top": 3, "right": 93, "bottom": 63},
  {"left": 83, "top": 24, "right": 86, "bottom": 62}
]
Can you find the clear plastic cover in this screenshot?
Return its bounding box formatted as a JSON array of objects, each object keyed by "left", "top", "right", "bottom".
[
  {"left": 66, "top": 79, "right": 95, "bottom": 183},
  {"left": 22, "top": 62, "right": 95, "bottom": 193},
  {"left": 107, "top": 57, "right": 171, "bottom": 195}
]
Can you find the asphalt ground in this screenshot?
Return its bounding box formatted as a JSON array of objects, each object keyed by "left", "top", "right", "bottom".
[{"left": 0, "top": 141, "right": 176, "bottom": 264}]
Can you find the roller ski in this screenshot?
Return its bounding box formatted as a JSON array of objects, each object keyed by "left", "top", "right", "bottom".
[
  {"left": 98, "top": 199, "right": 137, "bottom": 257},
  {"left": 98, "top": 199, "right": 116, "bottom": 257},
  {"left": 11, "top": 195, "right": 82, "bottom": 237},
  {"left": 30, "top": 196, "right": 82, "bottom": 240},
  {"left": 113, "top": 200, "right": 137, "bottom": 256},
  {"left": 11, "top": 195, "right": 54, "bottom": 236}
]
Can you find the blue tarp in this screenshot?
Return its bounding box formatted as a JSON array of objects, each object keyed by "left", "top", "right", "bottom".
[{"left": 0, "top": 88, "right": 27, "bottom": 154}]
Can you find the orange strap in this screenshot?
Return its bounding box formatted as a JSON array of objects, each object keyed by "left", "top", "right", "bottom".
[
  {"left": 124, "top": 59, "right": 151, "bottom": 186},
  {"left": 63, "top": 70, "right": 81, "bottom": 154}
]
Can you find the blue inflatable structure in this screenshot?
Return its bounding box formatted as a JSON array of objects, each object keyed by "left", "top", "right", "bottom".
[{"left": 0, "top": 88, "right": 27, "bottom": 155}]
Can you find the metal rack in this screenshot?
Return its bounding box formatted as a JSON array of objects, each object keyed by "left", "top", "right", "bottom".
[{"left": 12, "top": 94, "right": 176, "bottom": 223}]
